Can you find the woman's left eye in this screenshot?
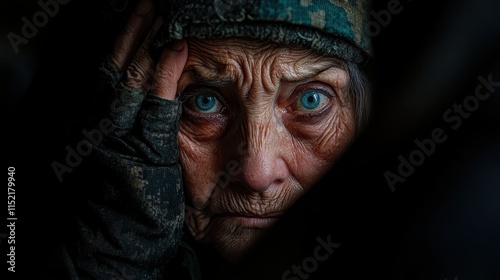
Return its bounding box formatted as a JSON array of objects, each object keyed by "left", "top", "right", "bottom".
[
  {"left": 295, "top": 90, "right": 330, "bottom": 111},
  {"left": 184, "top": 93, "right": 223, "bottom": 113}
]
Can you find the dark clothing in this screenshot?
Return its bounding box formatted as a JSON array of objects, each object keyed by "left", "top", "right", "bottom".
[{"left": 50, "top": 63, "right": 200, "bottom": 279}]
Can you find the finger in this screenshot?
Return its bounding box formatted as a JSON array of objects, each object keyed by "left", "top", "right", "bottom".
[
  {"left": 122, "top": 17, "right": 164, "bottom": 90},
  {"left": 108, "top": 0, "right": 155, "bottom": 73},
  {"left": 149, "top": 40, "right": 189, "bottom": 100},
  {"left": 105, "top": 17, "right": 162, "bottom": 137}
]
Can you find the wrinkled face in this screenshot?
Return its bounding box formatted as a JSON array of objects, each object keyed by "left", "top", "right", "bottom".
[{"left": 177, "top": 38, "right": 356, "bottom": 260}]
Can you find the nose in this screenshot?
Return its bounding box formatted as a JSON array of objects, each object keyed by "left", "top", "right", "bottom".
[{"left": 234, "top": 123, "right": 289, "bottom": 193}]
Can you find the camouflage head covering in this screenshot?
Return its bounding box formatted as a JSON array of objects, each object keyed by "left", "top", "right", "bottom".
[{"left": 153, "top": 0, "right": 372, "bottom": 64}]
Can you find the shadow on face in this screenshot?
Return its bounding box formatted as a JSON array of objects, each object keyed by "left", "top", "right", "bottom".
[{"left": 176, "top": 37, "right": 357, "bottom": 260}]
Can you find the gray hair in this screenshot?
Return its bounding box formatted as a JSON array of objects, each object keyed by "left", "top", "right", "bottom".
[{"left": 346, "top": 61, "right": 372, "bottom": 134}]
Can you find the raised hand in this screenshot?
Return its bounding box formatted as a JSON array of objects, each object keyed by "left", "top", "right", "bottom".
[{"left": 64, "top": 0, "right": 189, "bottom": 278}]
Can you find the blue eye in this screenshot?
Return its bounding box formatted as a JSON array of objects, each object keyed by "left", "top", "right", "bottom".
[
  {"left": 297, "top": 91, "right": 329, "bottom": 111},
  {"left": 195, "top": 94, "right": 217, "bottom": 111},
  {"left": 185, "top": 93, "right": 223, "bottom": 113}
]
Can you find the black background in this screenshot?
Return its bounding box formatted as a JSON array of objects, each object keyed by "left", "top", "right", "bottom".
[{"left": 2, "top": 0, "right": 500, "bottom": 279}]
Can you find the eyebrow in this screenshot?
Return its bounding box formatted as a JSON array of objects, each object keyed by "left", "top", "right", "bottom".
[
  {"left": 281, "top": 61, "right": 346, "bottom": 83},
  {"left": 183, "top": 58, "right": 345, "bottom": 87},
  {"left": 185, "top": 68, "right": 235, "bottom": 88}
]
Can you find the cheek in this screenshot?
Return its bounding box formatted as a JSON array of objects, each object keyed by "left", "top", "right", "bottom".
[
  {"left": 314, "top": 108, "right": 355, "bottom": 159},
  {"left": 286, "top": 108, "right": 355, "bottom": 189},
  {"left": 177, "top": 129, "right": 219, "bottom": 207}
]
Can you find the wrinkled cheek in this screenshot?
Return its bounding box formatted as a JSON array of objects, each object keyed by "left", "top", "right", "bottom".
[
  {"left": 299, "top": 111, "right": 356, "bottom": 187},
  {"left": 319, "top": 115, "right": 354, "bottom": 161},
  {"left": 177, "top": 131, "right": 218, "bottom": 209}
]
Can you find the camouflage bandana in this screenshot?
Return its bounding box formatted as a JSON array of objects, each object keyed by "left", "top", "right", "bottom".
[{"left": 152, "top": 0, "right": 372, "bottom": 64}]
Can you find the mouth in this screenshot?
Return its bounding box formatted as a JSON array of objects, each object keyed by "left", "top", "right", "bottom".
[{"left": 213, "top": 212, "right": 284, "bottom": 228}]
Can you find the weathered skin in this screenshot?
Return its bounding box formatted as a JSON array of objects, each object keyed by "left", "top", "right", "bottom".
[
  {"left": 177, "top": 38, "right": 356, "bottom": 260},
  {"left": 58, "top": 0, "right": 361, "bottom": 278}
]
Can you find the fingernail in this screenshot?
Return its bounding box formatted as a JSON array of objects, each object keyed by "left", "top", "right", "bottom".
[
  {"left": 169, "top": 39, "right": 185, "bottom": 52},
  {"left": 134, "top": 0, "right": 153, "bottom": 16}
]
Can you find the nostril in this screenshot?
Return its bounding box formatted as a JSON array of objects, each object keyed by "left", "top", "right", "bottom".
[
  {"left": 273, "top": 178, "right": 285, "bottom": 186},
  {"left": 237, "top": 157, "right": 289, "bottom": 193}
]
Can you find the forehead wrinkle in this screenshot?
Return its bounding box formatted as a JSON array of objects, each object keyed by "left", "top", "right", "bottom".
[
  {"left": 261, "top": 53, "right": 283, "bottom": 94},
  {"left": 237, "top": 52, "right": 255, "bottom": 97},
  {"left": 186, "top": 41, "right": 345, "bottom": 106},
  {"left": 238, "top": 51, "right": 287, "bottom": 101}
]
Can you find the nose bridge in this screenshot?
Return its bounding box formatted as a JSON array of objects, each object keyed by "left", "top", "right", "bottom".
[
  {"left": 245, "top": 115, "right": 274, "bottom": 155},
  {"left": 234, "top": 113, "right": 288, "bottom": 193}
]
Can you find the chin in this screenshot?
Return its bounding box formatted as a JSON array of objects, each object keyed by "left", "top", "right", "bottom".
[
  {"left": 192, "top": 213, "right": 279, "bottom": 261},
  {"left": 213, "top": 225, "right": 268, "bottom": 261}
]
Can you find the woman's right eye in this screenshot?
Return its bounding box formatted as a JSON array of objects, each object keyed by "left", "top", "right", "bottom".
[{"left": 183, "top": 93, "right": 224, "bottom": 114}]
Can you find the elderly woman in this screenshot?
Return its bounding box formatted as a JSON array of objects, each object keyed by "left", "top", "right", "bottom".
[{"left": 57, "top": 0, "right": 372, "bottom": 279}]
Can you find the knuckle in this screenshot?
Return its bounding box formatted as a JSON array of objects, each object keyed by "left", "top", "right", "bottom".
[
  {"left": 155, "top": 66, "right": 175, "bottom": 80},
  {"left": 114, "top": 43, "right": 129, "bottom": 56},
  {"left": 124, "top": 58, "right": 156, "bottom": 89},
  {"left": 122, "top": 24, "right": 136, "bottom": 38},
  {"left": 124, "top": 63, "right": 145, "bottom": 88},
  {"left": 109, "top": 44, "right": 129, "bottom": 69},
  {"left": 127, "top": 62, "right": 145, "bottom": 79}
]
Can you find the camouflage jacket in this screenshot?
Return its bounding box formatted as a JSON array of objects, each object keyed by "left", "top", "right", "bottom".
[{"left": 46, "top": 62, "right": 201, "bottom": 280}]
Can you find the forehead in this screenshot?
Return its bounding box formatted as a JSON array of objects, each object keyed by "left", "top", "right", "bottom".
[{"left": 183, "top": 38, "right": 345, "bottom": 81}]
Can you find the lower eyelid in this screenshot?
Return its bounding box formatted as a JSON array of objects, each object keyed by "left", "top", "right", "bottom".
[
  {"left": 180, "top": 115, "right": 228, "bottom": 140},
  {"left": 181, "top": 108, "right": 229, "bottom": 126},
  {"left": 288, "top": 101, "right": 334, "bottom": 124}
]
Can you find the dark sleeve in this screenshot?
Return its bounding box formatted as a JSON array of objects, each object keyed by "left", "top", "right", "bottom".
[{"left": 53, "top": 64, "right": 186, "bottom": 279}]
